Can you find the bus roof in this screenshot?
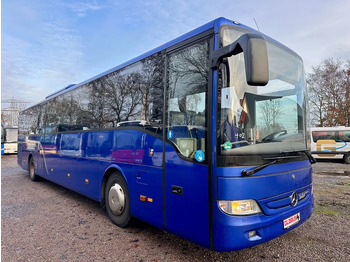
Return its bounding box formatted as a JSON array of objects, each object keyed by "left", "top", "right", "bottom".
[{"left": 23, "top": 17, "right": 299, "bottom": 112}]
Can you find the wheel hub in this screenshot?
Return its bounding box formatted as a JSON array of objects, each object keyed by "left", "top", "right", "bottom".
[{"left": 108, "top": 184, "right": 125, "bottom": 215}]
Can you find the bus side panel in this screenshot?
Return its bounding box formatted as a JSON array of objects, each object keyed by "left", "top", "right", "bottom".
[
  {"left": 77, "top": 158, "right": 113, "bottom": 201},
  {"left": 3, "top": 142, "right": 18, "bottom": 154},
  {"left": 310, "top": 128, "right": 350, "bottom": 161},
  {"left": 131, "top": 133, "right": 164, "bottom": 229}
]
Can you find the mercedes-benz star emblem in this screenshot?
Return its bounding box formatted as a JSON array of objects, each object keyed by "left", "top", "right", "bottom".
[{"left": 290, "top": 192, "right": 298, "bottom": 207}]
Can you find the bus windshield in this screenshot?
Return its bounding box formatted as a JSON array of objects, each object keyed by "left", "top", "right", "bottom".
[{"left": 217, "top": 26, "right": 308, "bottom": 166}]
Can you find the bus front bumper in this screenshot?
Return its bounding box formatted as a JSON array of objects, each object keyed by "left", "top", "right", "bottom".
[{"left": 212, "top": 194, "right": 313, "bottom": 252}]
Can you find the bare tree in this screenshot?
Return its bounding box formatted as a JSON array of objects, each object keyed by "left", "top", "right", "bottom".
[
  {"left": 307, "top": 58, "right": 350, "bottom": 127},
  {"left": 139, "top": 52, "right": 164, "bottom": 123},
  {"left": 104, "top": 72, "right": 143, "bottom": 126},
  {"left": 87, "top": 79, "right": 106, "bottom": 129},
  {"left": 259, "top": 99, "right": 284, "bottom": 135},
  {"left": 343, "top": 62, "right": 350, "bottom": 126}
]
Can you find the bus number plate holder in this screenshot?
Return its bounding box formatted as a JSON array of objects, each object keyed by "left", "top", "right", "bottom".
[{"left": 283, "top": 212, "right": 300, "bottom": 229}]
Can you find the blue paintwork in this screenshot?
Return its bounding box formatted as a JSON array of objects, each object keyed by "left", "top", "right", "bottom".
[
  {"left": 18, "top": 129, "right": 208, "bottom": 235},
  {"left": 212, "top": 162, "right": 313, "bottom": 251},
  {"left": 208, "top": 18, "right": 313, "bottom": 252},
  {"left": 216, "top": 164, "right": 312, "bottom": 200},
  {"left": 165, "top": 143, "right": 209, "bottom": 247},
  {"left": 18, "top": 127, "right": 313, "bottom": 252},
  {"left": 212, "top": 193, "right": 313, "bottom": 251},
  {"left": 17, "top": 17, "right": 313, "bottom": 251}
]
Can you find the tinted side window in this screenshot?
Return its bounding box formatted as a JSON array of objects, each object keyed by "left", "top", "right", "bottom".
[
  {"left": 103, "top": 52, "right": 165, "bottom": 132},
  {"left": 61, "top": 133, "right": 81, "bottom": 156},
  {"left": 86, "top": 132, "right": 112, "bottom": 158},
  {"left": 312, "top": 131, "right": 336, "bottom": 142},
  {"left": 31, "top": 52, "right": 165, "bottom": 135},
  {"left": 339, "top": 131, "right": 350, "bottom": 142},
  {"left": 19, "top": 104, "right": 44, "bottom": 135}
]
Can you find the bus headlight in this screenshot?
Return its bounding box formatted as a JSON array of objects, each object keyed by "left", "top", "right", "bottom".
[{"left": 218, "top": 199, "right": 262, "bottom": 215}]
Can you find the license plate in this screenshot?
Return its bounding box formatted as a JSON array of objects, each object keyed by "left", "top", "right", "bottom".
[{"left": 283, "top": 213, "right": 300, "bottom": 229}]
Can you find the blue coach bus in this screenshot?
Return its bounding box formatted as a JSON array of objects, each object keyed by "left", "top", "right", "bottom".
[{"left": 18, "top": 17, "right": 314, "bottom": 251}]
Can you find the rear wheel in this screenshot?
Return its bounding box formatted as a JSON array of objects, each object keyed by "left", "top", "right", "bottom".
[
  {"left": 344, "top": 154, "right": 350, "bottom": 164},
  {"left": 105, "top": 172, "right": 130, "bottom": 227},
  {"left": 28, "top": 157, "right": 39, "bottom": 181}
]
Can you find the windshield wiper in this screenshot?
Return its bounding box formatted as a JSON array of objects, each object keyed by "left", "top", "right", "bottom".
[
  {"left": 241, "top": 155, "right": 300, "bottom": 176},
  {"left": 301, "top": 150, "right": 316, "bottom": 164},
  {"left": 241, "top": 149, "right": 316, "bottom": 177},
  {"left": 280, "top": 149, "right": 316, "bottom": 164}
]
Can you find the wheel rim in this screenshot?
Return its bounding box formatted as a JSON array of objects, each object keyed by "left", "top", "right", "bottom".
[
  {"left": 345, "top": 155, "right": 350, "bottom": 163},
  {"left": 108, "top": 183, "right": 125, "bottom": 215}
]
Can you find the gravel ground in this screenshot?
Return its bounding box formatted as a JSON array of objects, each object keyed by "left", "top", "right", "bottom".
[{"left": 1, "top": 155, "right": 350, "bottom": 262}]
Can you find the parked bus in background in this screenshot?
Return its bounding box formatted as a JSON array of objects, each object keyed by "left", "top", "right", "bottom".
[
  {"left": 311, "top": 126, "right": 350, "bottom": 164},
  {"left": 1, "top": 125, "right": 18, "bottom": 154},
  {"left": 17, "top": 17, "right": 314, "bottom": 251}
]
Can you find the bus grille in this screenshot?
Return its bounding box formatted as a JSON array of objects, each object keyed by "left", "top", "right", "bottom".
[{"left": 258, "top": 186, "right": 312, "bottom": 215}]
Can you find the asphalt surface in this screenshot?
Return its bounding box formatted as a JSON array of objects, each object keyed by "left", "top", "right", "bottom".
[{"left": 1, "top": 155, "right": 350, "bottom": 261}]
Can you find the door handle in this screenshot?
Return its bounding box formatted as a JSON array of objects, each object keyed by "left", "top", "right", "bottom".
[{"left": 171, "top": 185, "right": 183, "bottom": 195}]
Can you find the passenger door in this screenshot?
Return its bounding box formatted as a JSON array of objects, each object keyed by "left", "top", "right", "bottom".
[{"left": 164, "top": 38, "right": 211, "bottom": 247}]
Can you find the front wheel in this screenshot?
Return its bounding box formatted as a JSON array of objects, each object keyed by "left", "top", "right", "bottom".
[
  {"left": 344, "top": 154, "right": 350, "bottom": 164},
  {"left": 105, "top": 173, "right": 131, "bottom": 227}
]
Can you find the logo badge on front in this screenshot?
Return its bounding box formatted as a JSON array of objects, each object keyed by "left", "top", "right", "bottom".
[{"left": 290, "top": 192, "right": 298, "bottom": 207}]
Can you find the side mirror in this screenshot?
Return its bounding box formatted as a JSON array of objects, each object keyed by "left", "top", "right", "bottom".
[{"left": 211, "top": 33, "right": 269, "bottom": 86}]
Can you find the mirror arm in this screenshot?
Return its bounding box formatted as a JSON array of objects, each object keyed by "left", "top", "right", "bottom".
[
  {"left": 210, "top": 41, "right": 242, "bottom": 69},
  {"left": 211, "top": 33, "right": 265, "bottom": 69},
  {"left": 210, "top": 33, "right": 269, "bottom": 86}
]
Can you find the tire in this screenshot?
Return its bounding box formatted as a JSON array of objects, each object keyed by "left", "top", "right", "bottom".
[
  {"left": 28, "top": 157, "right": 39, "bottom": 181},
  {"left": 105, "top": 172, "right": 131, "bottom": 227},
  {"left": 344, "top": 154, "right": 350, "bottom": 164}
]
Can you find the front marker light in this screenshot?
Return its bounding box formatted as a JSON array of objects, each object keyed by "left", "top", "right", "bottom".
[{"left": 218, "top": 199, "right": 262, "bottom": 215}]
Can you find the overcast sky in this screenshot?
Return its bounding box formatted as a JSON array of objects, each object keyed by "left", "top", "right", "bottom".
[{"left": 2, "top": 0, "right": 350, "bottom": 106}]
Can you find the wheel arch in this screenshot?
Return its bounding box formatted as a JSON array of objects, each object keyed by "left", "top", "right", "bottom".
[{"left": 101, "top": 165, "right": 128, "bottom": 207}]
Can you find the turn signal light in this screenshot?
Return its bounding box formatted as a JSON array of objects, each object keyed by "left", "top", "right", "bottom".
[{"left": 140, "top": 195, "right": 146, "bottom": 202}]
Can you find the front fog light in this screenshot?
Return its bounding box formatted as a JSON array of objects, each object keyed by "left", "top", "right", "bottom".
[
  {"left": 218, "top": 199, "right": 262, "bottom": 215},
  {"left": 248, "top": 230, "right": 257, "bottom": 238}
]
